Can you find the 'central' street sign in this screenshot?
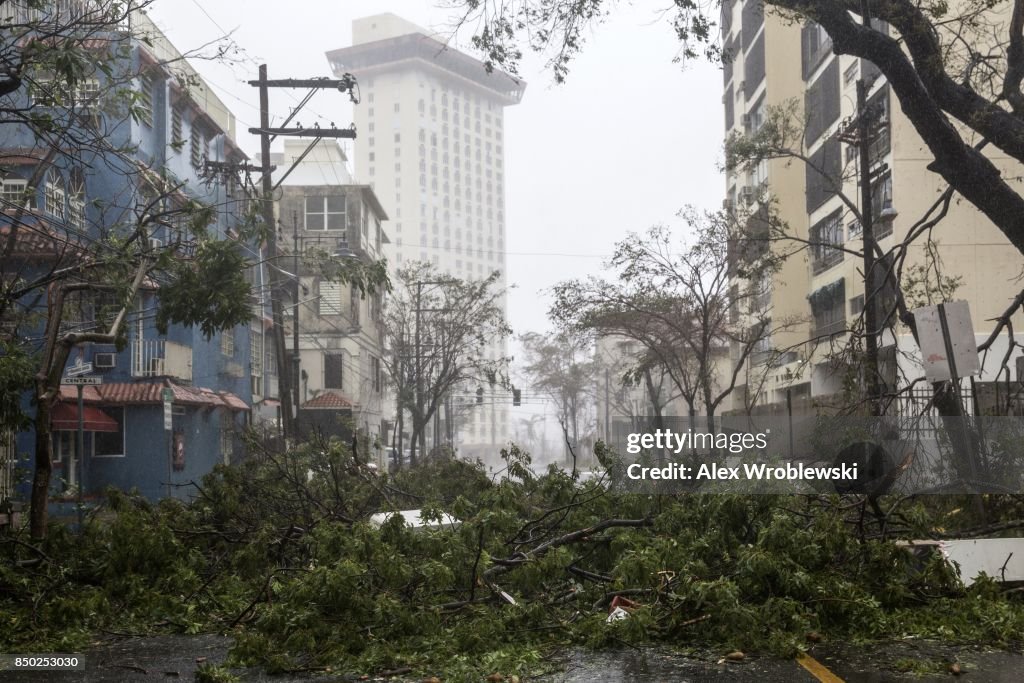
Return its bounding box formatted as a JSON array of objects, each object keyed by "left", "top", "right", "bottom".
[{"left": 62, "top": 376, "right": 102, "bottom": 386}]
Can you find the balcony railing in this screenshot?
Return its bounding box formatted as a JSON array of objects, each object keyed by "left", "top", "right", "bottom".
[{"left": 131, "top": 338, "right": 192, "bottom": 381}]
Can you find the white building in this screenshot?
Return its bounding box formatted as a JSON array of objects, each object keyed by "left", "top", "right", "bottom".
[{"left": 327, "top": 14, "right": 525, "bottom": 459}]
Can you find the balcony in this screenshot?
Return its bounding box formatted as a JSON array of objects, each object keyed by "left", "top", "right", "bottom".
[{"left": 131, "top": 339, "right": 192, "bottom": 381}]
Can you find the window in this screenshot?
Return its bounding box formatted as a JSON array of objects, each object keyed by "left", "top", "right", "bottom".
[
  {"left": 1, "top": 177, "right": 34, "bottom": 209},
  {"left": 805, "top": 135, "right": 842, "bottom": 212},
  {"left": 324, "top": 353, "right": 344, "bottom": 390},
  {"left": 68, "top": 170, "right": 85, "bottom": 231},
  {"left": 871, "top": 172, "right": 894, "bottom": 238},
  {"left": 44, "top": 173, "right": 65, "bottom": 219},
  {"left": 190, "top": 127, "right": 203, "bottom": 168},
  {"left": 850, "top": 294, "right": 865, "bottom": 316},
  {"left": 809, "top": 278, "right": 846, "bottom": 338},
  {"left": 52, "top": 430, "right": 72, "bottom": 465},
  {"left": 220, "top": 414, "right": 234, "bottom": 465},
  {"left": 810, "top": 209, "right": 844, "bottom": 274},
  {"left": 305, "top": 195, "right": 346, "bottom": 231},
  {"left": 221, "top": 328, "right": 234, "bottom": 356},
  {"left": 371, "top": 356, "right": 382, "bottom": 392},
  {"left": 137, "top": 72, "right": 154, "bottom": 127},
  {"left": 171, "top": 105, "right": 183, "bottom": 145},
  {"left": 801, "top": 22, "right": 832, "bottom": 79},
  {"left": 94, "top": 407, "right": 125, "bottom": 457},
  {"left": 250, "top": 331, "right": 263, "bottom": 397},
  {"left": 805, "top": 59, "right": 841, "bottom": 143},
  {"left": 320, "top": 281, "right": 343, "bottom": 315}
]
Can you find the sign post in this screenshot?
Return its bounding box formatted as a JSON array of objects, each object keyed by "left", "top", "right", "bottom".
[
  {"left": 61, "top": 375, "right": 101, "bottom": 530},
  {"left": 162, "top": 388, "right": 173, "bottom": 498}
]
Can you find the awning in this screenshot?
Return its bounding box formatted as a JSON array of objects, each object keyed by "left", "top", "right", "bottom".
[{"left": 51, "top": 403, "right": 120, "bottom": 432}]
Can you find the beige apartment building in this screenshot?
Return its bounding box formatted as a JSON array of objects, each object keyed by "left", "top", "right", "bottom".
[
  {"left": 722, "top": 0, "right": 1024, "bottom": 414},
  {"left": 326, "top": 14, "right": 525, "bottom": 460},
  {"left": 264, "top": 140, "right": 389, "bottom": 464}
]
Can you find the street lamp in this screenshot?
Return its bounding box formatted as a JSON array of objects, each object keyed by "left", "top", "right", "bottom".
[{"left": 333, "top": 238, "right": 356, "bottom": 259}]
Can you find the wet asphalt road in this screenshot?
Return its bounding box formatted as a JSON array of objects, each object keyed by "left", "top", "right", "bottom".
[{"left": 2, "top": 635, "right": 1022, "bottom": 682}]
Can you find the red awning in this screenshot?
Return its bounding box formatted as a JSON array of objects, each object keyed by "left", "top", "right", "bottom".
[{"left": 51, "top": 403, "right": 120, "bottom": 432}]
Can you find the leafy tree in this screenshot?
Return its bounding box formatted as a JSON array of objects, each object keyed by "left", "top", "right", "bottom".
[
  {"left": 552, "top": 208, "right": 793, "bottom": 432},
  {"left": 519, "top": 329, "right": 597, "bottom": 466},
  {"left": 453, "top": 0, "right": 1024, "bottom": 256},
  {"left": 382, "top": 263, "right": 511, "bottom": 465}
]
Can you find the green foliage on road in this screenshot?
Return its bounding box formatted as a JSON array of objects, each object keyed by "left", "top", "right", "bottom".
[{"left": 2, "top": 439, "right": 1024, "bottom": 680}]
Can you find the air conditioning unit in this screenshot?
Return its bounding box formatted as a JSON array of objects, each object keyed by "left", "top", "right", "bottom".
[
  {"left": 94, "top": 352, "right": 116, "bottom": 369},
  {"left": 722, "top": 198, "right": 736, "bottom": 212},
  {"left": 149, "top": 237, "right": 164, "bottom": 250},
  {"left": 149, "top": 358, "right": 165, "bottom": 375},
  {"left": 739, "top": 186, "right": 757, "bottom": 204}
]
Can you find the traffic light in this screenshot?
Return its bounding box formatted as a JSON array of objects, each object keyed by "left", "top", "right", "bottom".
[
  {"left": 476, "top": 387, "right": 484, "bottom": 404},
  {"left": 512, "top": 388, "right": 521, "bottom": 406}
]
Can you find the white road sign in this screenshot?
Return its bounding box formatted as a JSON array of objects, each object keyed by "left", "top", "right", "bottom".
[
  {"left": 62, "top": 376, "right": 102, "bottom": 385},
  {"left": 65, "top": 359, "right": 93, "bottom": 377},
  {"left": 914, "top": 300, "right": 981, "bottom": 382}
]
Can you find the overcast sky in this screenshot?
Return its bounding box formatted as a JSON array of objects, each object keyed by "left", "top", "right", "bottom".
[
  {"left": 149, "top": 0, "right": 725, "bottom": 328},
  {"left": 149, "top": 0, "right": 725, "bottom": 450}
]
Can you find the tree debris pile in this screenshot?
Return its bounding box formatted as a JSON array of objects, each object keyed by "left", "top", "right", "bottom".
[{"left": 2, "top": 440, "right": 1024, "bottom": 680}]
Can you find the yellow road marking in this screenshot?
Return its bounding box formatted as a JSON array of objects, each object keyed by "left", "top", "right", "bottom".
[{"left": 797, "top": 652, "right": 845, "bottom": 683}]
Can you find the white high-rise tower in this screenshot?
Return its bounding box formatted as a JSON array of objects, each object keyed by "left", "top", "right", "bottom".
[{"left": 327, "top": 14, "right": 525, "bottom": 461}]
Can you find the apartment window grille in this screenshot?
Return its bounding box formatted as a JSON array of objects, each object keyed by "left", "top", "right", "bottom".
[
  {"left": 320, "top": 281, "right": 343, "bottom": 315},
  {"left": 810, "top": 209, "right": 844, "bottom": 274}
]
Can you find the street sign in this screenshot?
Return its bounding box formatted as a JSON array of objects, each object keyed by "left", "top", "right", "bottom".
[
  {"left": 163, "top": 387, "right": 173, "bottom": 430},
  {"left": 62, "top": 376, "right": 102, "bottom": 386},
  {"left": 914, "top": 300, "right": 981, "bottom": 382},
  {"left": 65, "top": 359, "right": 93, "bottom": 377}
]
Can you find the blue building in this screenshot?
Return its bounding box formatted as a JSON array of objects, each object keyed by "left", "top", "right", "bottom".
[{"left": 0, "top": 6, "right": 257, "bottom": 504}]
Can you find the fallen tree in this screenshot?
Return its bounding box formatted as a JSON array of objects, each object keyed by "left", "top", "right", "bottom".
[{"left": 2, "top": 437, "right": 1024, "bottom": 680}]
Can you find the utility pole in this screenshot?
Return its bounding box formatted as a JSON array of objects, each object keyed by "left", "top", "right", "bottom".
[
  {"left": 255, "top": 64, "right": 293, "bottom": 442},
  {"left": 292, "top": 211, "right": 301, "bottom": 417},
  {"left": 414, "top": 281, "right": 424, "bottom": 463},
  {"left": 249, "top": 64, "right": 358, "bottom": 442}
]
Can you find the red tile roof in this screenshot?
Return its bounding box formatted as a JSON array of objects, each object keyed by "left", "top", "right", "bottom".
[
  {"left": 302, "top": 391, "right": 355, "bottom": 409},
  {"left": 59, "top": 380, "right": 249, "bottom": 411},
  {"left": 0, "top": 221, "right": 86, "bottom": 260}
]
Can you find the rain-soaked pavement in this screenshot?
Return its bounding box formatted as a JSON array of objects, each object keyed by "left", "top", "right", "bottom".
[{"left": 2, "top": 634, "right": 1023, "bottom": 681}]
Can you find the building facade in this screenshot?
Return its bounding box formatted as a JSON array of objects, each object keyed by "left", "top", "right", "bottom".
[
  {"left": 270, "top": 139, "right": 389, "bottom": 465},
  {"left": 1, "top": 6, "right": 252, "bottom": 504},
  {"left": 721, "top": 0, "right": 1024, "bottom": 414},
  {"left": 326, "top": 14, "right": 525, "bottom": 459}
]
